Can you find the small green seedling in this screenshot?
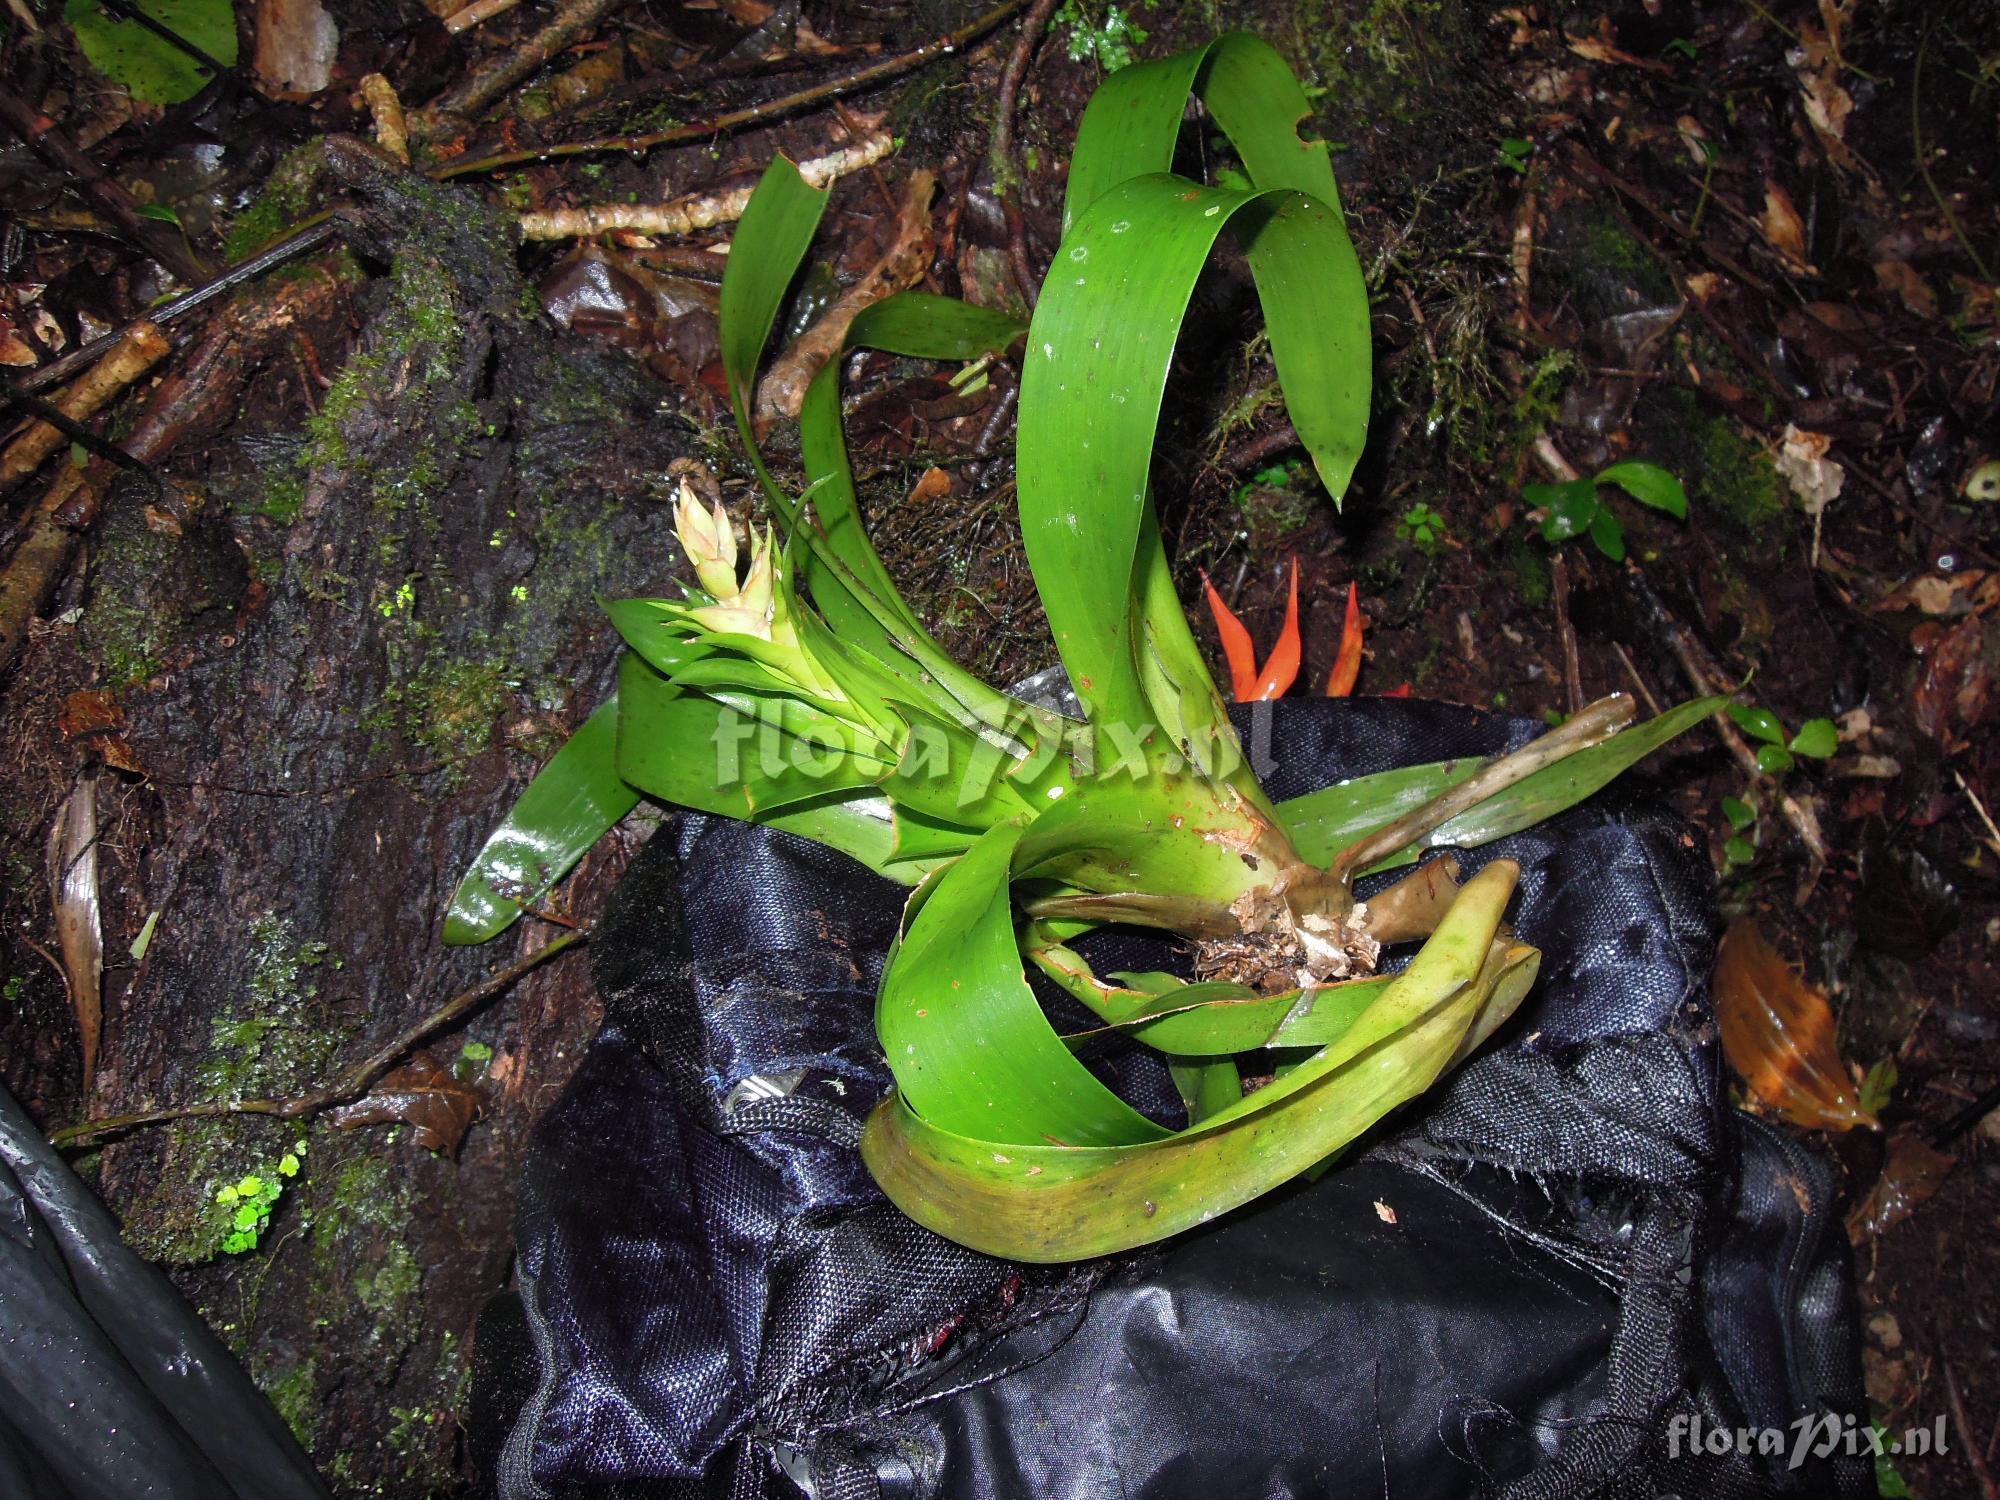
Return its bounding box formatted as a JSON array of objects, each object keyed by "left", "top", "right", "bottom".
[
  {"left": 1525, "top": 460, "right": 1688, "bottom": 562},
  {"left": 1397, "top": 501, "right": 1448, "bottom": 554},
  {"left": 1497, "top": 137, "right": 1533, "bottom": 175},
  {"left": 1857, "top": 1058, "right": 1897, "bottom": 1121},
  {"left": 1726, "top": 704, "right": 1837, "bottom": 776},
  {"left": 1712, "top": 706, "right": 1836, "bottom": 870},
  {"left": 214, "top": 1139, "right": 306, "bottom": 1255},
  {"left": 1719, "top": 793, "right": 1758, "bottom": 870}
]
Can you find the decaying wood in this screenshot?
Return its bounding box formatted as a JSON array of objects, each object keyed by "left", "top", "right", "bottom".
[
  {"left": 517, "top": 131, "right": 894, "bottom": 241},
  {"left": 357, "top": 73, "right": 410, "bottom": 164},
  {"left": 433, "top": 0, "right": 1026, "bottom": 182},
  {"left": 989, "top": 0, "right": 1061, "bottom": 305},
  {"left": 752, "top": 166, "right": 936, "bottom": 431},
  {"left": 0, "top": 274, "right": 342, "bottom": 678},
  {"left": 416, "top": 0, "right": 630, "bottom": 132},
  {"left": 0, "top": 321, "right": 170, "bottom": 491},
  {"left": 443, "top": 0, "right": 523, "bottom": 33}
]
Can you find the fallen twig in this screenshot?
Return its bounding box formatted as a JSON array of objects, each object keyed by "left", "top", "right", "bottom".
[
  {"left": 444, "top": 0, "right": 523, "bottom": 34},
  {"left": 1550, "top": 550, "right": 1584, "bottom": 715},
  {"left": 0, "top": 322, "right": 170, "bottom": 491},
  {"left": 1955, "top": 770, "right": 2000, "bottom": 858},
  {"left": 49, "top": 929, "right": 586, "bottom": 1146},
  {"left": 0, "top": 272, "right": 341, "bottom": 678},
  {"left": 518, "top": 130, "right": 894, "bottom": 240},
  {"left": 1623, "top": 557, "right": 1832, "bottom": 881},
  {"left": 417, "top": 0, "right": 630, "bottom": 131},
  {"left": 10, "top": 222, "right": 340, "bottom": 399},
  {"left": 1945, "top": 1361, "right": 2000, "bottom": 1500},
  {"left": 434, "top": 0, "right": 1025, "bottom": 182},
  {"left": 753, "top": 167, "right": 936, "bottom": 431},
  {"left": 17, "top": 5, "right": 1019, "bottom": 404},
  {"left": 989, "top": 0, "right": 1061, "bottom": 306},
  {"left": 0, "top": 86, "right": 211, "bottom": 287},
  {"left": 1610, "top": 640, "right": 1664, "bottom": 716}
]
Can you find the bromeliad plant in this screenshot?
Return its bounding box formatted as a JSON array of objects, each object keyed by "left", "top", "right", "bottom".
[{"left": 445, "top": 36, "right": 1716, "bottom": 1262}]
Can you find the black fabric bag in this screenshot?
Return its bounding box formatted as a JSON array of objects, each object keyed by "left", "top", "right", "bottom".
[
  {"left": 0, "top": 1081, "right": 330, "bottom": 1500},
  {"left": 471, "top": 699, "right": 1870, "bottom": 1500}
]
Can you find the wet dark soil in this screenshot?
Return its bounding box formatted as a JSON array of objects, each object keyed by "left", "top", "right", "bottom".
[{"left": 2, "top": 0, "right": 1996, "bottom": 1493}]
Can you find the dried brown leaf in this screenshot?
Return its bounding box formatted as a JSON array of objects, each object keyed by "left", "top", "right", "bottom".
[
  {"left": 45, "top": 779, "right": 103, "bottom": 1091},
  {"left": 1774, "top": 425, "right": 1845, "bottom": 517},
  {"left": 1910, "top": 614, "right": 1997, "bottom": 750},
  {"left": 1715, "top": 918, "right": 1875, "bottom": 1131},
  {"left": 253, "top": 0, "right": 339, "bottom": 100},
  {"left": 326, "top": 1053, "right": 482, "bottom": 1155},
  {"left": 1873, "top": 260, "right": 1938, "bottom": 319},
  {"left": 58, "top": 688, "right": 143, "bottom": 772},
  {"left": 1845, "top": 1132, "right": 1954, "bottom": 1243},
  {"left": 1759, "top": 182, "right": 1812, "bottom": 273}
]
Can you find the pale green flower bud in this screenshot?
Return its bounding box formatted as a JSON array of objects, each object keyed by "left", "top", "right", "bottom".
[{"left": 673, "top": 478, "right": 740, "bottom": 599}]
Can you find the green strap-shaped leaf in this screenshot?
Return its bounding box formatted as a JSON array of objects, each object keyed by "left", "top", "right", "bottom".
[
  {"left": 718, "top": 158, "right": 827, "bottom": 519},
  {"left": 877, "top": 822, "right": 1171, "bottom": 1147},
  {"left": 1064, "top": 34, "right": 1355, "bottom": 235},
  {"left": 67, "top": 0, "right": 238, "bottom": 106},
  {"left": 615, "top": 650, "right": 970, "bottom": 881},
  {"left": 1035, "top": 948, "right": 1394, "bottom": 1056},
  {"left": 444, "top": 700, "right": 639, "bottom": 945},
  {"left": 799, "top": 292, "right": 1025, "bottom": 619},
  {"left": 616, "top": 651, "right": 891, "bottom": 817},
  {"left": 1276, "top": 695, "right": 1723, "bottom": 871},
  {"left": 1017, "top": 173, "right": 1366, "bottom": 750},
  {"left": 862, "top": 861, "right": 1535, "bottom": 1261}
]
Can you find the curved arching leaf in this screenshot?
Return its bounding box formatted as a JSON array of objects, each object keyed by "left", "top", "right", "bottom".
[
  {"left": 1017, "top": 173, "right": 1368, "bottom": 757},
  {"left": 863, "top": 861, "right": 1534, "bottom": 1261},
  {"left": 443, "top": 700, "right": 637, "bottom": 945},
  {"left": 876, "top": 821, "right": 1171, "bottom": 1148}
]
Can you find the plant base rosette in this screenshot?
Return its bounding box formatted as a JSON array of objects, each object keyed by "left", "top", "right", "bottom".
[{"left": 446, "top": 35, "right": 1714, "bottom": 1260}]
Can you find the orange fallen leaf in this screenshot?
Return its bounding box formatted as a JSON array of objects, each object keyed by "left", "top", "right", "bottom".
[{"left": 1715, "top": 917, "right": 1876, "bottom": 1131}]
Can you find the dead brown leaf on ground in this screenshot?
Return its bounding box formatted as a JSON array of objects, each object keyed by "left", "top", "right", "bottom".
[
  {"left": 326, "top": 1053, "right": 484, "bottom": 1156},
  {"left": 1847, "top": 1131, "right": 1955, "bottom": 1243},
  {"left": 1759, "top": 181, "right": 1812, "bottom": 274}
]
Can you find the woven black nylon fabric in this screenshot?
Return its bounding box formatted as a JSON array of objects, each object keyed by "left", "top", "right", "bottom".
[{"left": 476, "top": 699, "right": 1870, "bottom": 1500}]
